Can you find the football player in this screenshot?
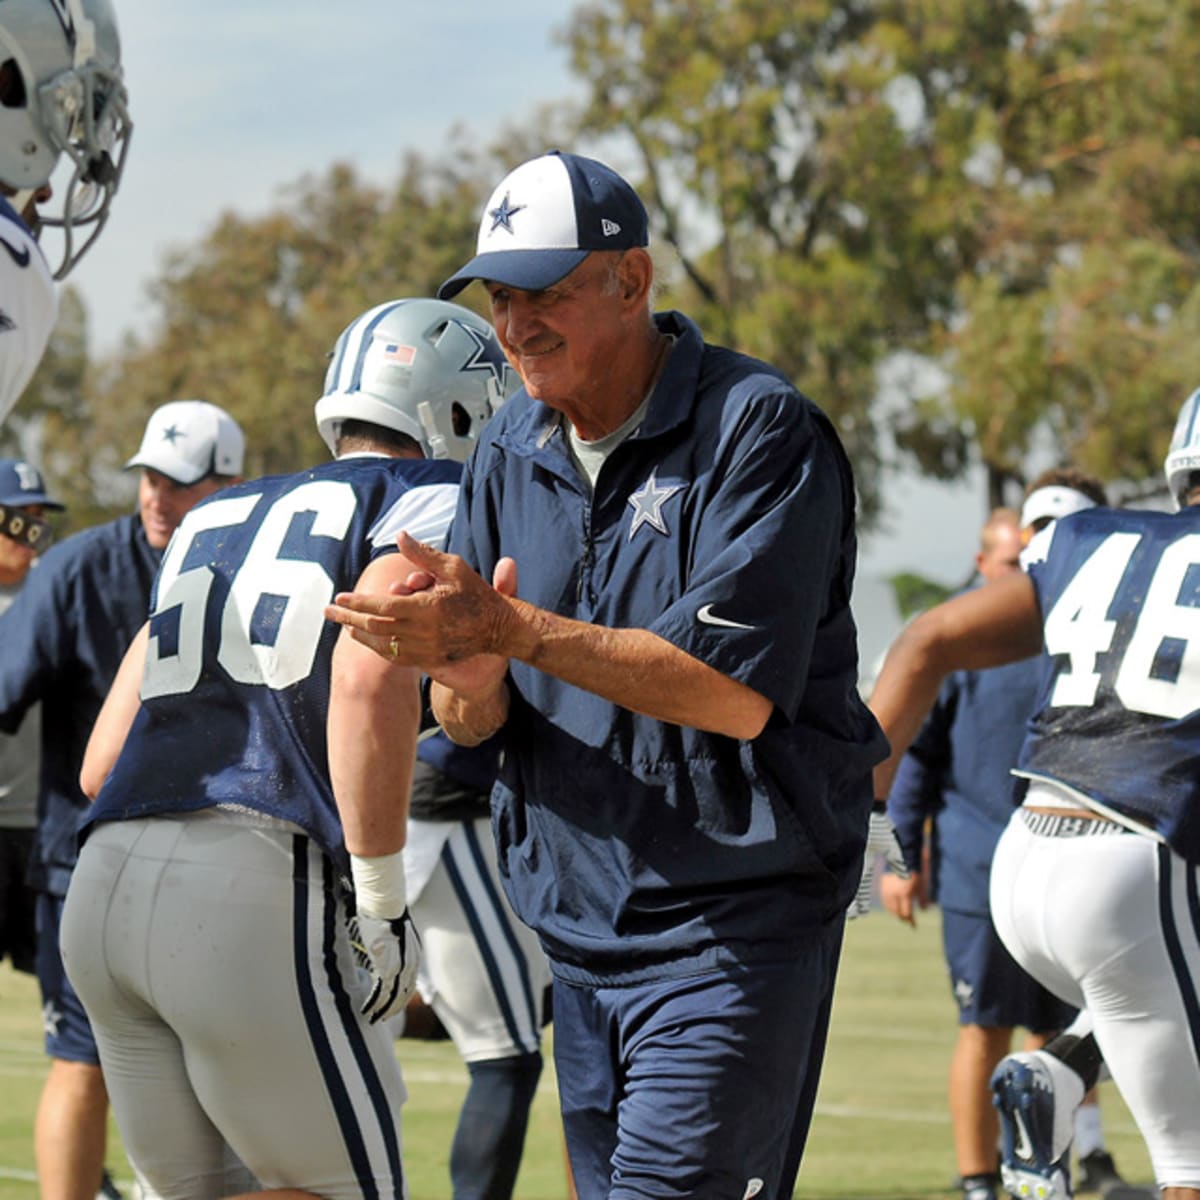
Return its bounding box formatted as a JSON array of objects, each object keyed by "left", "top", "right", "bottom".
[
  {"left": 61, "top": 300, "right": 523, "bottom": 1200},
  {"left": 869, "top": 390, "right": 1200, "bottom": 1200},
  {"left": 319, "top": 302, "right": 549, "bottom": 1200},
  {"left": 0, "top": 0, "right": 132, "bottom": 423}
]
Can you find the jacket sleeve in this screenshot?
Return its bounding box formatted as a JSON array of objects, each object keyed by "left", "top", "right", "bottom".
[{"left": 0, "top": 546, "right": 76, "bottom": 734}]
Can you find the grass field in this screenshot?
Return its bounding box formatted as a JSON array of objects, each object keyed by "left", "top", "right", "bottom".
[{"left": 0, "top": 909, "right": 1155, "bottom": 1199}]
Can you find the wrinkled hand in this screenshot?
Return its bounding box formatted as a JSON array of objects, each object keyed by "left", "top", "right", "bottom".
[
  {"left": 352, "top": 909, "right": 422, "bottom": 1024},
  {"left": 847, "top": 807, "right": 910, "bottom": 921},
  {"left": 325, "top": 533, "right": 515, "bottom": 695}
]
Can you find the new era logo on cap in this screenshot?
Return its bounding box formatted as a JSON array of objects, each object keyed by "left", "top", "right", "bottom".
[
  {"left": 438, "top": 150, "right": 649, "bottom": 299},
  {"left": 125, "top": 400, "right": 246, "bottom": 486}
]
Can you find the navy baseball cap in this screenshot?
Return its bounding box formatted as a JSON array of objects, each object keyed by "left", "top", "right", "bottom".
[
  {"left": 437, "top": 151, "right": 649, "bottom": 300},
  {"left": 0, "top": 458, "right": 63, "bottom": 510}
]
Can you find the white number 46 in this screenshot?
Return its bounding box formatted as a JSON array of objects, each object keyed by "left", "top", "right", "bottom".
[{"left": 1044, "top": 530, "right": 1200, "bottom": 720}]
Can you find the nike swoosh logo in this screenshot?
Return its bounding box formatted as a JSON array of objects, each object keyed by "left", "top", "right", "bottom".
[
  {"left": 0, "top": 235, "right": 31, "bottom": 269},
  {"left": 697, "top": 603, "right": 756, "bottom": 630},
  {"left": 1013, "top": 1110, "right": 1034, "bottom": 1161}
]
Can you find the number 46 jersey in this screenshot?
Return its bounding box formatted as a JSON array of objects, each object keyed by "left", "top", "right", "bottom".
[
  {"left": 1018, "top": 504, "right": 1200, "bottom": 862},
  {"left": 86, "top": 456, "right": 461, "bottom": 872}
]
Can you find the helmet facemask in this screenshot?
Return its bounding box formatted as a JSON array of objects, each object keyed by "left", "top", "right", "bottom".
[{"left": 0, "top": 0, "right": 131, "bottom": 277}]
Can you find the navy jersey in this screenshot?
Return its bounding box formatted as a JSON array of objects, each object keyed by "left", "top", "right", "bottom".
[
  {"left": 0, "top": 514, "right": 160, "bottom": 895},
  {"left": 1020, "top": 504, "right": 1200, "bottom": 861},
  {"left": 887, "top": 636, "right": 1041, "bottom": 914},
  {"left": 450, "top": 310, "right": 888, "bottom": 984},
  {"left": 87, "top": 457, "right": 460, "bottom": 875}
]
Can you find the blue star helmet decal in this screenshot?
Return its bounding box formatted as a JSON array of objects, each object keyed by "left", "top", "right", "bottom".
[
  {"left": 455, "top": 320, "right": 512, "bottom": 392},
  {"left": 488, "top": 192, "right": 525, "bottom": 235},
  {"left": 627, "top": 469, "right": 685, "bottom": 540},
  {"left": 161, "top": 423, "right": 184, "bottom": 445}
]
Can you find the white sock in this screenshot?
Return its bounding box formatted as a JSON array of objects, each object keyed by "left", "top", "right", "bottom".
[{"left": 1073, "top": 1102, "right": 1104, "bottom": 1159}]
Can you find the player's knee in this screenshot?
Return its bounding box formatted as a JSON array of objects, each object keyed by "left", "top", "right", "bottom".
[{"left": 465, "top": 1050, "right": 543, "bottom": 1106}]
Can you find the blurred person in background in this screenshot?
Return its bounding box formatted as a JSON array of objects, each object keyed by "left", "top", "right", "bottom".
[
  {"left": 0, "top": 400, "right": 243, "bottom": 1200},
  {"left": 0, "top": 458, "right": 61, "bottom": 981}
]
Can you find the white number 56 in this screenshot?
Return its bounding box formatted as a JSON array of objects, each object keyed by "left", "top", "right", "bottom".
[{"left": 141, "top": 481, "right": 357, "bottom": 699}]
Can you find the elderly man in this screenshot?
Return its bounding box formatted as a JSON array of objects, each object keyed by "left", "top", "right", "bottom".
[{"left": 327, "top": 150, "right": 888, "bottom": 1200}]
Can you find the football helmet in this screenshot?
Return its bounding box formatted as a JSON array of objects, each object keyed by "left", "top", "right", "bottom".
[
  {"left": 1164, "top": 387, "right": 1200, "bottom": 508},
  {"left": 0, "top": 0, "right": 132, "bottom": 277},
  {"left": 317, "top": 299, "right": 515, "bottom": 462}
]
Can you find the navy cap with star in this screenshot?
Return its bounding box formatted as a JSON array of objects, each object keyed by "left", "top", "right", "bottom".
[{"left": 438, "top": 151, "right": 649, "bottom": 299}]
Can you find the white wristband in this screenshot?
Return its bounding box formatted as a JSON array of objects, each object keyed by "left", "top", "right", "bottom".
[{"left": 350, "top": 851, "right": 408, "bottom": 920}]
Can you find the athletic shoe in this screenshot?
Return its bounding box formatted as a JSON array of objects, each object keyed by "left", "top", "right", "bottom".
[
  {"left": 962, "top": 1172, "right": 1001, "bottom": 1200},
  {"left": 96, "top": 1168, "right": 124, "bottom": 1200},
  {"left": 992, "top": 1055, "right": 1072, "bottom": 1199},
  {"left": 1075, "top": 1150, "right": 1132, "bottom": 1195}
]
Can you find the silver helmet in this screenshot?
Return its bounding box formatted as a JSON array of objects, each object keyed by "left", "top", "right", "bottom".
[
  {"left": 0, "top": 0, "right": 132, "bottom": 277},
  {"left": 1165, "top": 387, "right": 1200, "bottom": 509},
  {"left": 316, "top": 298, "right": 515, "bottom": 462}
]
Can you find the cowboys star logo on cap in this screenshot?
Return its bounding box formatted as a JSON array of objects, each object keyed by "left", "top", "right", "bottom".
[
  {"left": 125, "top": 400, "right": 246, "bottom": 486},
  {"left": 488, "top": 193, "right": 525, "bottom": 235}
]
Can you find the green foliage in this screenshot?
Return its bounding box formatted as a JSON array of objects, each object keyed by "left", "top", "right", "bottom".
[
  {"left": 561, "top": 0, "right": 1200, "bottom": 517},
  {"left": 888, "top": 570, "right": 957, "bottom": 620},
  {"left": 82, "top": 151, "right": 505, "bottom": 498},
  {"left": 934, "top": 0, "right": 1200, "bottom": 499},
  {"left": 12, "top": 1, "right": 1200, "bottom": 537},
  {"left": 560, "top": 0, "right": 1044, "bottom": 523}
]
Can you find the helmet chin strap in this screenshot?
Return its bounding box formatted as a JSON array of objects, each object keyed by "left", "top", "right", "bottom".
[
  {"left": 485, "top": 375, "right": 507, "bottom": 416},
  {"left": 9, "top": 189, "right": 35, "bottom": 220},
  {"left": 417, "top": 400, "right": 449, "bottom": 459},
  {"left": 66, "top": 0, "right": 97, "bottom": 64}
]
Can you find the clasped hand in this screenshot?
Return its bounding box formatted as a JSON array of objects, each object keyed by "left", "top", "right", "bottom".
[{"left": 324, "top": 532, "right": 515, "bottom": 694}]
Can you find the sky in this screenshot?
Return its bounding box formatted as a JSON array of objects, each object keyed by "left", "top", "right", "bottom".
[{"left": 58, "top": 0, "right": 988, "bottom": 634}]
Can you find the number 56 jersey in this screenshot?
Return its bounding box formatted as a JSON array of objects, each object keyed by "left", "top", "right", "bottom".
[
  {"left": 1019, "top": 504, "right": 1200, "bottom": 862},
  {"left": 86, "top": 456, "right": 461, "bottom": 872}
]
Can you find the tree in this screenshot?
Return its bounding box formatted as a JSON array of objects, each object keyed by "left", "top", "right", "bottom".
[
  {"left": 80, "top": 152, "right": 493, "bottom": 492},
  {"left": 942, "top": 0, "right": 1200, "bottom": 504},
  {"left": 73, "top": 118, "right": 584, "bottom": 508},
  {"left": 560, "top": 0, "right": 1200, "bottom": 517}
]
